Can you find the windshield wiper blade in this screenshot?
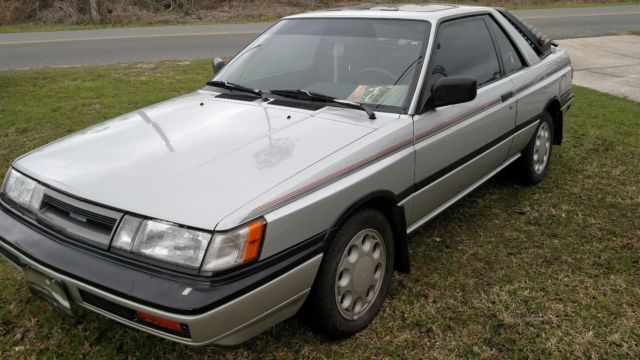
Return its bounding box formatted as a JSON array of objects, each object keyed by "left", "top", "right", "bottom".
[
  {"left": 332, "top": 98, "right": 376, "bottom": 120},
  {"left": 206, "top": 80, "right": 268, "bottom": 100},
  {"left": 269, "top": 89, "right": 376, "bottom": 120}
]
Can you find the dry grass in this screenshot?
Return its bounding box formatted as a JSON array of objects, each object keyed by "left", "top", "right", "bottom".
[
  {"left": 1, "top": 0, "right": 639, "bottom": 26},
  {"left": 0, "top": 60, "right": 639, "bottom": 358}
]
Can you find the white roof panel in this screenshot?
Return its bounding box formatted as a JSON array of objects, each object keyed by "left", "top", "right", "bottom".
[{"left": 286, "top": 3, "right": 492, "bottom": 22}]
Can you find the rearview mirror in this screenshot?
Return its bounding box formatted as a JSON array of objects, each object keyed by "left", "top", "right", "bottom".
[
  {"left": 212, "top": 57, "right": 226, "bottom": 74},
  {"left": 430, "top": 76, "right": 477, "bottom": 109}
]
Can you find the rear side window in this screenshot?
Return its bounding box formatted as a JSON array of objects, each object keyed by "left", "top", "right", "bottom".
[
  {"left": 486, "top": 17, "right": 524, "bottom": 75},
  {"left": 429, "top": 17, "right": 501, "bottom": 87}
]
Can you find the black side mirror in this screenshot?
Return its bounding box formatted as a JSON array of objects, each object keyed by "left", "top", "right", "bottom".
[
  {"left": 212, "top": 57, "right": 226, "bottom": 74},
  {"left": 429, "top": 76, "right": 477, "bottom": 109}
]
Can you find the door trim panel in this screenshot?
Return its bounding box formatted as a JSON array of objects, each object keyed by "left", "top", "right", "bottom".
[
  {"left": 402, "top": 120, "right": 540, "bottom": 233},
  {"left": 400, "top": 113, "right": 540, "bottom": 205},
  {"left": 406, "top": 152, "right": 521, "bottom": 233}
]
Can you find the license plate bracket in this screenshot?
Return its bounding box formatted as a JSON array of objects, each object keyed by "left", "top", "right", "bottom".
[{"left": 24, "top": 267, "right": 72, "bottom": 314}]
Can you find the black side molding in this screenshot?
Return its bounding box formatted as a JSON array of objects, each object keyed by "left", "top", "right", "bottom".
[{"left": 399, "top": 112, "right": 543, "bottom": 203}]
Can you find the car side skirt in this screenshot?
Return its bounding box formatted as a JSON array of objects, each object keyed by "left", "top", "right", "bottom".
[{"left": 407, "top": 152, "right": 520, "bottom": 233}]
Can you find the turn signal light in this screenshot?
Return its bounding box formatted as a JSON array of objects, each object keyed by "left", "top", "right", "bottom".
[
  {"left": 201, "top": 217, "right": 267, "bottom": 272},
  {"left": 243, "top": 219, "right": 266, "bottom": 262},
  {"left": 136, "top": 311, "right": 184, "bottom": 334}
]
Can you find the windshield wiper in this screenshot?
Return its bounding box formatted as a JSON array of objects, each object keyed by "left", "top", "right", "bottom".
[
  {"left": 206, "top": 80, "right": 269, "bottom": 101},
  {"left": 269, "top": 89, "right": 376, "bottom": 120}
]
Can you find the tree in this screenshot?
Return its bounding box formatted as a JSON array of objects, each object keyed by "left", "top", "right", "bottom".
[{"left": 88, "top": 0, "right": 100, "bottom": 23}]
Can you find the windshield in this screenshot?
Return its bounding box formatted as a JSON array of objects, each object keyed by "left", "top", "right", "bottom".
[{"left": 212, "top": 18, "right": 431, "bottom": 114}]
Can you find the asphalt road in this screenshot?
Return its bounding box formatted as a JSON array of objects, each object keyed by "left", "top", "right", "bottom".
[{"left": 0, "top": 5, "right": 639, "bottom": 70}]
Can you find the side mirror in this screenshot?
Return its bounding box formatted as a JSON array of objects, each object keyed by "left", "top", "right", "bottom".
[
  {"left": 212, "top": 57, "right": 226, "bottom": 74},
  {"left": 430, "top": 76, "right": 477, "bottom": 109}
]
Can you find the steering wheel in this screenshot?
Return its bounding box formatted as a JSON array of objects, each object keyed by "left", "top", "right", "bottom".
[{"left": 354, "top": 67, "right": 397, "bottom": 85}]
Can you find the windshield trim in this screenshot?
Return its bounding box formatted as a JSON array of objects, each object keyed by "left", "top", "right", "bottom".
[{"left": 209, "top": 17, "right": 433, "bottom": 116}]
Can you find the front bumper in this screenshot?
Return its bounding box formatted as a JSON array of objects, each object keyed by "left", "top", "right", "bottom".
[{"left": 0, "top": 206, "right": 323, "bottom": 345}]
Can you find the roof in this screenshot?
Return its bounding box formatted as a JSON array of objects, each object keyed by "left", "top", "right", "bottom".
[
  {"left": 286, "top": 3, "right": 493, "bottom": 22},
  {"left": 333, "top": 4, "right": 457, "bottom": 12}
]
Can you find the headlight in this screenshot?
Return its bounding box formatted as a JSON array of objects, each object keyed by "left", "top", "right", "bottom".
[
  {"left": 201, "top": 218, "right": 266, "bottom": 272},
  {"left": 2, "top": 168, "right": 44, "bottom": 213},
  {"left": 112, "top": 216, "right": 212, "bottom": 269},
  {"left": 112, "top": 216, "right": 266, "bottom": 271}
]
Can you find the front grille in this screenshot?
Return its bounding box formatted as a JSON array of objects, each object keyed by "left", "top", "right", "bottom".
[
  {"left": 79, "top": 289, "right": 191, "bottom": 338},
  {"left": 80, "top": 290, "right": 136, "bottom": 320},
  {"left": 42, "top": 194, "right": 117, "bottom": 230},
  {"left": 36, "top": 190, "right": 122, "bottom": 249}
]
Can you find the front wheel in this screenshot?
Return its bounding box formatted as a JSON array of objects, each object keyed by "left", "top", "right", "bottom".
[
  {"left": 515, "top": 111, "right": 554, "bottom": 185},
  {"left": 302, "top": 209, "right": 394, "bottom": 338}
]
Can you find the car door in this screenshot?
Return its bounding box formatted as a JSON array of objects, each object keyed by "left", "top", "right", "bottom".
[
  {"left": 483, "top": 14, "right": 536, "bottom": 158},
  {"left": 403, "top": 15, "right": 518, "bottom": 230}
]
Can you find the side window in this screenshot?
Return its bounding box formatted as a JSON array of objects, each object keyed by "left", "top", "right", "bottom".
[
  {"left": 486, "top": 17, "right": 524, "bottom": 75},
  {"left": 429, "top": 17, "right": 501, "bottom": 87}
]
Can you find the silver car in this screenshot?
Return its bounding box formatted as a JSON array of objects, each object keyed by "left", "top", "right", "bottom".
[{"left": 0, "top": 4, "right": 573, "bottom": 346}]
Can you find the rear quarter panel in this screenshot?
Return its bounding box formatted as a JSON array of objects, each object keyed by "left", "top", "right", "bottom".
[{"left": 508, "top": 49, "right": 572, "bottom": 156}]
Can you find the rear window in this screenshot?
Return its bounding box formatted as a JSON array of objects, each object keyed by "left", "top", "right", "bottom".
[
  {"left": 496, "top": 8, "right": 552, "bottom": 58},
  {"left": 486, "top": 16, "right": 524, "bottom": 75}
]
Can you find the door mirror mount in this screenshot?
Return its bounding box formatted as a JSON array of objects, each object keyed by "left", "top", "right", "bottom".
[{"left": 212, "top": 57, "right": 226, "bottom": 74}]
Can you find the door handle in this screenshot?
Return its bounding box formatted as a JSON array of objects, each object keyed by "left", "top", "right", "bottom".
[{"left": 501, "top": 91, "right": 514, "bottom": 102}]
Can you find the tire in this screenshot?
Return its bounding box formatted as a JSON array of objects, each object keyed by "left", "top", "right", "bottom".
[
  {"left": 302, "top": 208, "right": 395, "bottom": 338},
  {"left": 515, "top": 111, "right": 554, "bottom": 185}
]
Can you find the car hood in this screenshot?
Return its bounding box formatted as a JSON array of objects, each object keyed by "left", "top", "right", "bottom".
[{"left": 14, "top": 91, "right": 374, "bottom": 229}]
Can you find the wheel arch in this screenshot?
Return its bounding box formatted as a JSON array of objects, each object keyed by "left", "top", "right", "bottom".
[
  {"left": 329, "top": 190, "right": 410, "bottom": 273},
  {"left": 545, "top": 97, "right": 563, "bottom": 145}
]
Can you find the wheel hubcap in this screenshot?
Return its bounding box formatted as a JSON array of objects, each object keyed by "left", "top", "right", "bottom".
[
  {"left": 335, "top": 229, "right": 386, "bottom": 320},
  {"left": 533, "top": 122, "right": 551, "bottom": 174}
]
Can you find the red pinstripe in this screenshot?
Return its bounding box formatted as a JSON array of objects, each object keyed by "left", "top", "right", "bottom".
[
  {"left": 250, "top": 137, "right": 414, "bottom": 214},
  {"left": 249, "top": 96, "right": 504, "bottom": 215},
  {"left": 249, "top": 61, "right": 571, "bottom": 215},
  {"left": 415, "top": 97, "right": 502, "bottom": 142},
  {"left": 515, "top": 60, "right": 571, "bottom": 95}
]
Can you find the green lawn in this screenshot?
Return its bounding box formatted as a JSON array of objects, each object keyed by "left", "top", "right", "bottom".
[
  {"left": 0, "top": 23, "right": 111, "bottom": 34},
  {"left": 0, "top": 17, "right": 278, "bottom": 34},
  {"left": 0, "top": 62, "right": 639, "bottom": 358}
]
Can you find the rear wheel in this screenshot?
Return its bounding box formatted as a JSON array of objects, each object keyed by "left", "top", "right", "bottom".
[
  {"left": 515, "top": 111, "right": 554, "bottom": 185},
  {"left": 303, "top": 209, "right": 394, "bottom": 338}
]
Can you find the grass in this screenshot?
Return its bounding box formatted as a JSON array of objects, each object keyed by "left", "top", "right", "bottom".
[
  {"left": 0, "top": 23, "right": 110, "bottom": 34},
  {"left": 631, "top": 29, "right": 640, "bottom": 35},
  {"left": 1, "top": 1, "right": 639, "bottom": 34},
  {"left": 0, "top": 17, "right": 277, "bottom": 34},
  {"left": 1, "top": 61, "right": 639, "bottom": 358}
]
